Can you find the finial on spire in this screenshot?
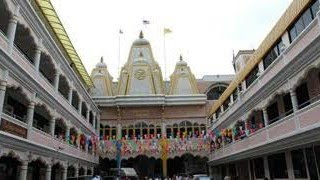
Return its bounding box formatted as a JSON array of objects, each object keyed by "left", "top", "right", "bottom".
[
  {"left": 139, "top": 30, "right": 144, "bottom": 39},
  {"left": 100, "top": 56, "right": 104, "bottom": 63},
  {"left": 179, "top": 54, "right": 183, "bottom": 61}
]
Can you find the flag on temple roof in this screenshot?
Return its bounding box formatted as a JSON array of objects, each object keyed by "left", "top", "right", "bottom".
[
  {"left": 143, "top": 20, "right": 150, "bottom": 25},
  {"left": 164, "top": 28, "right": 172, "bottom": 34}
]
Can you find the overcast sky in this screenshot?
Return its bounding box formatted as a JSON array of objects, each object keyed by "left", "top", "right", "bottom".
[{"left": 51, "top": 0, "right": 293, "bottom": 80}]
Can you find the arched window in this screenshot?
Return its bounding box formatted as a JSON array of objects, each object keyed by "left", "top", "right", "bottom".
[
  {"left": 58, "top": 75, "right": 70, "bottom": 100},
  {"left": 71, "top": 91, "right": 80, "bottom": 110},
  {"left": 54, "top": 118, "right": 67, "bottom": 140},
  {"left": 39, "top": 53, "right": 56, "bottom": 84},
  {"left": 3, "top": 86, "right": 29, "bottom": 122},
  {"left": 166, "top": 125, "right": 172, "bottom": 138},
  {"left": 149, "top": 124, "right": 155, "bottom": 137},
  {"left": 173, "top": 124, "right": 178, "bottom": 138},
  {"left": 207, "top": 85, "right": 227, "bottom": 100},
  {"left": 14, "top": 23, "right": 37, "bottom": 64},
  {"left": 69, "top": 127, "right": 78, "bottom": 146},
  {"left": 89, "top": 111, "right": 94, "bottom": 125},
  {"left": 128, "top": 125, "right": 134, "bottom": 138},
  {"left": 0, "top": 0, "right": 11, "bottom": 35},
  {"left": 104, "top": 125, "right": 110, "bottom": 138},
  {"left": 81, "top": 102, "right": 88, "bottom": 119},
  {"left": 33, "top": 104, "right": 52, "bottom": 134}
]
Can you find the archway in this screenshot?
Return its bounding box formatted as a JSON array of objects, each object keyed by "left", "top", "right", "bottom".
[
  {"left": 207, "top": 85, "right": 227, "bottom": 100},
  {"left": 0, "top": 0, "right": 11, "bottom": 35},
  {"left": 3, "top": 86, "right": 30, "bottom": 122},
  {"left": 14, "top": 23, "right": 37, "bottom": 64},
  {"left": 79, "top": 167, "right": 85, "bottom": 176},
  {"left": 27, "top": 159, "right": 47, "bottom": 180},
  {"left": 54, "top": 118, "right": 66, "bottom": 140},
  {"left": 51, "top": 162, "right": 64, "bottom": 180},
  {"left": 167, "top": 154, "right": 208, "bottom": 177},
  {"left": 58, "top": 75, "right": 70, "bottom": 100},
  {"left": 0, "top": 154, "right": 21, "bottom": 180},
  {"left": 67, "top": 166, "right": 75, "bottom": 177},
  {"left": 33, "top": 104, "right": 52, "bottom": 134},
  {"left": 71, "top": 91, "right": 80, "bottom": 110},
  {"left": 39, "top": 53, "right": 56, "bottom": 85}
]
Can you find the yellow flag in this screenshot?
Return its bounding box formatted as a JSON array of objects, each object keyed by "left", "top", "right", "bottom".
[{"left": 164, "top": 28, "right": 172, "bottom": 34}]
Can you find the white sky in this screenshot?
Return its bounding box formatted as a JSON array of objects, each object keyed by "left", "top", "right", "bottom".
[{"left": 51, "top": 0, "right": 293, "bottom": 80}]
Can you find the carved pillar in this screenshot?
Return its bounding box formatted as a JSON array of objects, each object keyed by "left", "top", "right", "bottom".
[
  {"left": 45, "top": 164, "right": 52, "bottom": 180},
  {"left": 86, "top": 109, "right": 90, "bottom": 121},
  {"left": 0, "top": 70, "right": 8, "bottom": 123},
  {"left": 68, "top": 88, "right": 73, "bottom": 105},
  {"left": 27, "top": 94, "right": 36, "bottom": 138},
  {"left": 78, "top": 100, "right": 82, "bottom": 114},
  {"left": 62, "top": 166, "right": 67, "bottom": 180},
  {"left": 34, "top": 41, "right": 42, "bottom": 71},
  {"left": 116, "top": 124, "right": 122, "bottom": 140},
  {"left": 262, "top": 108, "right": 268, "bottom": 127},
  {"left": 19, "top": 160, "right": 28, "bottom": 180},
  {"left": 74, "top": 166, "right": 79, "bottom": 177},
  {"left": 290, "top": 89, "right": 299, "bottom": 112},
  {"left": 7, "top": 6, "right": 20, "bottom": 52},
  {"left": 65, "top": 125, "right": 70, "bottom": 144},
  {"left": 93, "top": 113, "right": 96, "bottom": 129},
  {"left": 97, "top": 113, "right": 101, "bottom": 136},
  {"left": 49, "top": 116, "right": 55, "bottom": 137},
  {"left": 54, "top": 73, "right": 60, "bottom": 92}
]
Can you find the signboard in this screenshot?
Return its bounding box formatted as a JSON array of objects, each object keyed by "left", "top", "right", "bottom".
[{"left": 1, "top": 119, "right": 27, "bottom": 138}]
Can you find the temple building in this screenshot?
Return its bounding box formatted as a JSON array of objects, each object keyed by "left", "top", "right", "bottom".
[
  {"left": 91, "top": 32, "right": 234, "bottom": 177},
  {"left": 207, "top": 0, "right": 320, "bottom": 179}
]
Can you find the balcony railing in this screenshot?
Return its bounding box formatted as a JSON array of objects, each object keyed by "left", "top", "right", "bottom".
[{"left": 209, "top": 96, "right": 320, "bottom": 161}]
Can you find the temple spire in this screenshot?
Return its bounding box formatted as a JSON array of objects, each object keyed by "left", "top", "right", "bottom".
[
  {"left": 180, "top": 54, "right": 183, "bottom": 61},
  {"left": 139, "top": 30, "right": 144, "bottom": 39},
  {"left": 100, "top": 56, "right": 104, "bottom": 63}
]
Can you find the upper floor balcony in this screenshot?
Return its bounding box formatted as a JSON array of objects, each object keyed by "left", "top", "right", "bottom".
[
  {"left": 0, "top": 2, "right": 99, "bottom": 135},
  {"left": 210, "top": 1, "right": 320, "bottom": 130}
]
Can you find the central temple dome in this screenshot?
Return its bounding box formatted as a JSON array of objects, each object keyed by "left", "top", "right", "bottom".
[
  {"left": 132, "top": 31, "right": 150, "bottom": 46},
  {"left": 117, "top": 31, "right": 164, "bottom": 95}
]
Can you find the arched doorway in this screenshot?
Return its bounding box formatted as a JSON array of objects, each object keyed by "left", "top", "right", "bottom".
[
  {"left": 67, "top": 166, "right": 75, "bottom": 178},
  {"left": 51, "top": 163, "right": 64, "bottom": 180},
  {"left": 0, "top": 154, "right": 21, "bottom": 180},
  {"left": 27, "top": 159, "right": 47, "bottom": 180}
]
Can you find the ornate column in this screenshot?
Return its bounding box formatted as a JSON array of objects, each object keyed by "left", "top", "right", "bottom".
[
  {"left": 97, "top": 113, "right": 101, "bottom": 136},
  {"left": 49, "top": 116, "right": 55, "bottom": 137},
  {"left": 93, "top": 113, "right": 96, "bottom": 129},
  {"left": 78, "top": 99, "right": 82, "bottom": 114},
  {"left": 290, "top": 89, "right": 299, "bottom": 112},
  {"left": 74, "top": 166, "right": 79, "bottom": 177},
  {"left": 86, "top": 109, "right": 90, "bottom": 121},
  {"left": 19, "top": 160, "right": 28, "bottom": 180},
  {"left": 220, "top": 105, "right": 224, "bottom": 113},
  {"left": 91, "top": 167, "right": 94, "bottom": 175},
  {"left": 0, "top": 70, "right": 9, "bottom": 123},
  {"left": 54, "top": 72, "right": 60, "bottom": 92},
  {"left": 68, "top": 88, "right": 73, "bottom": 105},
  {"left": 65, "top": 125, "right": 70, "bottom": 144},
  {"left": 45, "top": 164, "right": 52, "bottom": 180},
  {"left": 161, "top": 123, "right": 166, "bottom": 138},
  {"left": 262, "top": 107, "right": 269, "bottom": 127},
  {"left": 62, "top": 166, "right": 67, "bottom": 180},
  {"left": 83, "top": 167, "right": 87, "bottom": 175},
  {"left": 116, "top": 124, "right": 122, "bottom": 140},
  {"left": 34, "top": 40, "right": 42, "bottom": 71},
  {"left": 7, "top": 5, "right": 20, "bottom": 52},
  {"left": 27, "top": 94, "right": 36, "bottom": 138}
]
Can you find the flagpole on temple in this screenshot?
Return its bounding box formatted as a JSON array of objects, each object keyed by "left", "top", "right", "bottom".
[
  {"left": 163, "top": 28, "right": 172, "bottom": 82},
  {"left": 163, "top": 31, "right": 167, "bottom": 81},
  {"left": 118, "top": 29, "right": 123, "bottom": 76}
]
